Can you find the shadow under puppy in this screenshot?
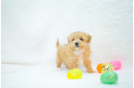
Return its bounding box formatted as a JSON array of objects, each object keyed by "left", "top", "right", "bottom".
[{"left": 56, "top": 31, "right": 95, "bottom": 73}]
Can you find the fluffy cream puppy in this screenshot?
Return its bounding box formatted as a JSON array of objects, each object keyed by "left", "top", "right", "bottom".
[{"left": 56, "top": 31, "right": 95, "bottom": 73}]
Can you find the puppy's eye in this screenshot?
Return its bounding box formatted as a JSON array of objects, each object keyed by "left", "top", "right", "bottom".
[
  {"left": 80, "top": 38, "right": 83, "bottom": 41},
  {"left": 72, "top": 39, "right": 74, "bottom": 41}
]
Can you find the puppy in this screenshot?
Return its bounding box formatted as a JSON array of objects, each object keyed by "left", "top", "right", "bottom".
[{"left": 56, "top": 31, "right": 95, "bottom": 73}]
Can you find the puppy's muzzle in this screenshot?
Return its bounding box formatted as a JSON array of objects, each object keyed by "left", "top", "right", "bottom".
[{"left": 75, "top": 42, "right": 79, "bottom": 47}]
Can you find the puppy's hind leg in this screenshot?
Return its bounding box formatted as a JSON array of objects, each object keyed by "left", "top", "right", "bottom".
[
  {"left": 66, "top": 64, "right": 68, "bottom": 68},
  {"left": 67, "top": 59, "right": 78, "bottom": 70},
  {"left": 56, "top": 56, "right": 61, "bottom": 68}
]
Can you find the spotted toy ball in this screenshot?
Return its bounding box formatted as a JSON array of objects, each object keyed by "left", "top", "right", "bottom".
[
  {"left": 67, "top": 69, "right": 82, "bottom": 79},
  {"left": 101, "top": 62, "right": 114, "bottom": 74}
]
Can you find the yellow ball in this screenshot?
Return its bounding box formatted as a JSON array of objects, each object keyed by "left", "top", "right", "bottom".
[
  {"left": 67, "top": 69, "right": 82, "bottom": 79},
  {"left": 101, "top": 62, "right": 114, "bottom": 74}
]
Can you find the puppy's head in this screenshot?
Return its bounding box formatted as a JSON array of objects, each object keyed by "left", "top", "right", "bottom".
[{"left": 68, "top": 31, "right": 91, "bottom": 51}]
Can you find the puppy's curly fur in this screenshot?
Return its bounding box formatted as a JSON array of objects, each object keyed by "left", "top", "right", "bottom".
[{"left": 56, "top": 31, "right": 95, "bottom": 73}]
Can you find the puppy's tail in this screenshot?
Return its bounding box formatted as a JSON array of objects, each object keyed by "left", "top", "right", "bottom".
[{"left": 56, "top": 39, "right": 60, "bottom": 48}]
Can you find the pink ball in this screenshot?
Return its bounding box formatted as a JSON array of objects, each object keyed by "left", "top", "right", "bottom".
[{"left": 110, "top": 61, "right": 121, "bottom": 70}]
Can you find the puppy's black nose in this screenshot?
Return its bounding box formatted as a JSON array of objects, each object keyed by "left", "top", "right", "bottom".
[{"left": 75, "top": 42, "right": 79, "bottom": 46}]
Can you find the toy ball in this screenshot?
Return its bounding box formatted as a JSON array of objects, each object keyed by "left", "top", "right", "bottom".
[
  {"left": 97, "top": 63, "right": 103, "bottom": 73},
  {"left": 101, "top": 62, "right": 114, "bottom": 74},
  {"left": 67, "top": 69, "right": 82, "bottom": 79},
  {"left": 110, "top": 61, "right": 121, "bottom": 70},
  {"left": 100, "top": 71, "right": 118, "bottom": 84}
]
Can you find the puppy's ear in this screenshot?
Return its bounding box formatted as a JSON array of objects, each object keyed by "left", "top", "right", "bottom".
[
  {"left": 68, "top": 37, "right": 70, "bottom": 43},
  {"left": 87, "top": 34, "right": 92, "bottom": 43}
]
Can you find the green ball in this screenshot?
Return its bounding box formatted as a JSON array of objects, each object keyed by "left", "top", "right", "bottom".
[{"left": 100, "top": 71, "right": 118, "bottom": 84}]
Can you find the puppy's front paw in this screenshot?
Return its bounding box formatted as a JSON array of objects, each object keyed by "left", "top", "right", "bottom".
[
  {"left": 56, "top": 65, "right": 61, "bottom": 68},
  {"left": 57, "top": 66, "right": 61, "bottom": 68},
  {"left": 87, "top": 70, "right": 96, "bottom": 73}
]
